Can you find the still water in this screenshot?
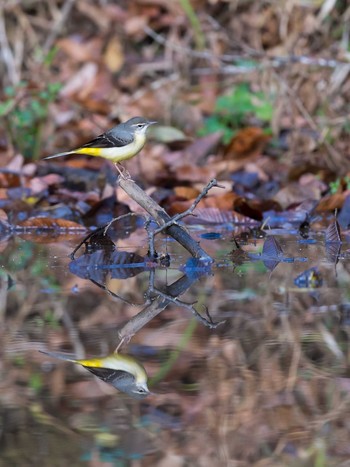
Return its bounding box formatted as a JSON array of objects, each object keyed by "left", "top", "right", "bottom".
[{"left": 1, "top": 225, "right": 350, "bottom": 466}]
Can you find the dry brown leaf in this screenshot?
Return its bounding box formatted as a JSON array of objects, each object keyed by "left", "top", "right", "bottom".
[
  {"left": 17, "top": 217, "right": 86, "bottom": 231},
  {"left": 59, "top": 63, "right": 98, "bottom": 98},
  {"left": 274, "top": 181, "right": 323, "bottom": 209},
  {"left": 76, "top": 1, "right": 113, "bottom": 30},
  {"left": 224, "top": 127, "right": 271, "bottom": 159},
  {"left": 124, "top": 16, "right": 148, "bottom": 37},
  {"left": 173, "top": 164, "right": 217, "bottom": 183},
  {"left": 316, "top": 193, "right": 345, "bottom": 212},
  {"left": 103, "top": 36, "right": 125, "bottom": 73},
  {"left": 29, "top": 174, "right": 64, "bottom": 194},
  {"left": 57, "top": 37, "right": 103, "bottom": 63},
  {"left": 174, "top": 186, "right": 201, "bottom": 200}
]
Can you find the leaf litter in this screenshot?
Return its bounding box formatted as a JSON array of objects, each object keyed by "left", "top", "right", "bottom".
[{"left": 1, "top": 1, "right": 350, "bottom": 465}]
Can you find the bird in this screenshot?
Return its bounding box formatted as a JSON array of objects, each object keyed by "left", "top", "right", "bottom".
[
  {"left": 40, "top": 350, "right": 150, "bottom": 399},
  {"left": 44, "top": 116, "right": 156, "bottom": 176}
]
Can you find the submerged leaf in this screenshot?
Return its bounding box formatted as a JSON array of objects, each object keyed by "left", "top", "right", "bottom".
[
  {"left": 325, "top": 220, "right": 341, "bottom": 244},
  {"left": 16, "top": 217, "right": 86, "bottom": 231},
  {"left": 261, "top": 236, "right": 283, "bottom": 271},
  {"left": 262, "top": 236, "right": 283, "bottom": 258}
]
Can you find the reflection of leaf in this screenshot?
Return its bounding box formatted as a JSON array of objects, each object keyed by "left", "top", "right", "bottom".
[
  {"left": 69, "top": 250, "right": 147, "bottom": 282},
  {"left": 17, "top": 217, "right": 86, "bottom": 231},
  {"left": 325, "top": 220, "right": 341, "bottom": 244},
  {"left": 261, "top": 236, "right": 283, "bottom": 271},
  {"left": 262, "top": 236, "right": 283, "bottom": 258}
]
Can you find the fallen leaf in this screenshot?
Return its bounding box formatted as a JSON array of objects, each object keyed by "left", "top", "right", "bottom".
[
  {"left": 325, "top": 220, "right": 342, "bottom": 244},
  {"left": 173, "top": 164, "right": 217, "bottom": 183},
  {"left": 16, "top": 217, "right": 86, "bottom": 231},
  {"left": 149, "top": 125, "right": 191, "bottom": 144},
  {"left": 57, "top": 37, "right": 103, "bottom": 63},
  {"left": 274, "top": 182, "right": 322, "bottom": 209},
  {"left": 224, "top": 127, "right": 271, "bottom": 159},
  {"left": 316, "top": 193, "right": 345, "bottom": 212},
  {"left": 103, "top": 36, "right": 124, "bottom": 73},
  {"left": 174, "top": 186, "right": 201, "bottom": 200},
  {"left": 60, "top": 63, "right": 98, "bottom": 98}
]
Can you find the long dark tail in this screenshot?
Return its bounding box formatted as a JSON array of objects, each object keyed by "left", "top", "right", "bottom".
[
  {"left": 39, "top": 350, "right": 76, "bottom": 362},
  {"left": 44, "top": 151, "right": 73, "bottom": 160}
]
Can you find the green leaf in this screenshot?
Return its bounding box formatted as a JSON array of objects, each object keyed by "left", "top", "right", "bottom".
[{"left": 0, "top": 98, "right": 15, "bottom": 117}]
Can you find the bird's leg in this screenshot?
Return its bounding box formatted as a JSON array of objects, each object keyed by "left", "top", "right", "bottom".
[
  {"left": 114, "top": 337, "right": 125, "bottom": 353},
  {"left": 114, "top": 163, "right": 131, "bottom": 180}
]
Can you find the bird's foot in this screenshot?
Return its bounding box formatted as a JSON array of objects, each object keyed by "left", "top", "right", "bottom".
[{"left": 115, "top": 163, "right": 131, "bottom": 180}]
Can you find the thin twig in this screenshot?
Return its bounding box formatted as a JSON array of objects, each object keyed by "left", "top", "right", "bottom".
[
  {"left": 89, "top": 278, "right": 139, "bottom": 307},
  {"left": 70, "top": 213, "right": 141, "bottom": 260},
  {"left": 144, "top": 25, "right": 349, "bottom": 70},
  {"left": 0, "top": 7, "right": 19, "bottom": 84},
  {"left": 151, "top": 287, "right": 224, "bottom": 329},
  {"left": 277, "top": 74, "right": 343, "bottom": 171},
  {"left": 103, "top": 212, "right": 141, "bottom": 236},
  {"left": 118, "top": 177, "right": 214, "bottom": 262},
  {"left": 146, "top": 179, "right": 222, "bottom": 257},
  {"left": 43, "top": 0, "right": 76, "bottom": 53},
  {"left": 153, "top": 178, "right": 222, "bottom": 236}
]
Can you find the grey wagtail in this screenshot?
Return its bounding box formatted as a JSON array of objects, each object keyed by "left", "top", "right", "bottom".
[
  {"left": 40, "top": 350, "right": 150, "bottom": 399},
  {"left": 44, "top": 116, "right": 156, "bottom": 176}
]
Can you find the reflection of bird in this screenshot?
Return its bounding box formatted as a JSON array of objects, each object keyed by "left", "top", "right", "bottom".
[
  {"left": 40, "top": 350, "right": 150, "bottom": 399},
  {"left": 44, "top": 117, "right": 156, "bottom": 175}
]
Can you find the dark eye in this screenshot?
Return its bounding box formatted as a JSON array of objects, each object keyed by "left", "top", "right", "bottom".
[{"left": 137, "top": 123, "right": 144, "bottom": 128}]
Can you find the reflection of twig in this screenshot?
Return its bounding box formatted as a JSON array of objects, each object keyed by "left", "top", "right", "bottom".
[
  {"left": 60, "top": 307, "right": 85, "bottom": 360},
  {"left": 70, "top": 213, "right": 140, "bottom": 260},
  {"left": 89, "top": 278, "right": 139, "bottom": 307},
  {"left": 116, "top": 268, "right": 224, "bottom": 351},
  {"left": 151, "top": 287, "right": 224, "bottom": 329},
  {"left": 70, "top": 228, "right": 99, "bottom": 260}
]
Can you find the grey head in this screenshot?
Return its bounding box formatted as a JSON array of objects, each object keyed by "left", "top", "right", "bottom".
[
  {"left": 107, "top": 117, "right": 156, "bottom": 142},
  {"left": 85, "top": 366, "right": 150, "bottom": 399},
  {"left": 112, "top": 372, "right": 150, "bottom": 400}
]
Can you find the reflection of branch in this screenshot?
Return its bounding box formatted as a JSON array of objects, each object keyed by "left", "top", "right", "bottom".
[
  {"left": 151, "top": 287, "right": 224, "bottom": 329},
  {"left": 116, "top": 268, "right": 224, "bottom": 350},
  {"left": 89, "top": 278, "right": 138, "bottom": 306},
  {"left": 119, "top": 177, "right": 217, "bottom": 262}
]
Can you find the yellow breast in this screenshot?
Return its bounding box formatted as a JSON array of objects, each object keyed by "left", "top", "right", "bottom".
[{"left": 76, "top": 133, "right": 146, "bottom": 163}]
